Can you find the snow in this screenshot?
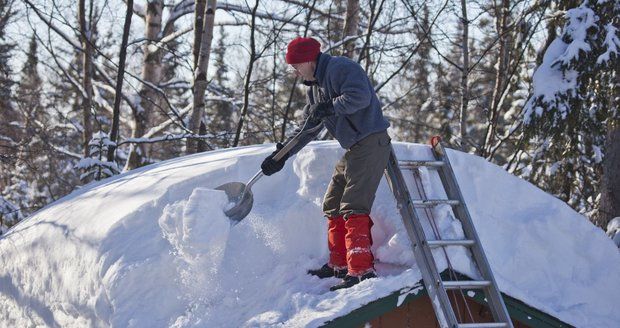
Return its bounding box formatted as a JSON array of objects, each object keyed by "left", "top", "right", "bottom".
[
  {"left": 523, "top": 4, "right": 603, "bottom": 123},
  {"left": 1, "top": 142, "right": 619, "bottom": 327},
  {"left": 523, "top": 37, "right": 578, "bottom": 122},
  {"left": 607, "top": 217, "right": 620, "bottom": 248},
  {"left": 597, "top": 23, "right": 620, "bottom": 64},
  {"left": 557, "top": 7, "right": 597, "bottom": 66}
]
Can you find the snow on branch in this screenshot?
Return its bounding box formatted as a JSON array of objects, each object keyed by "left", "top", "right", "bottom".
[
  {"left": 22, "top": 0, "right": 82, "bottom": 50},
  {"left": 50, "top": 144, "right": 82, "bottom": 160},
  {"left": 141, "top": 104, "right": 192, "bottom": 139},
  {"left": 597, "top": 23, "right": 620, "bottom": 64},
  {"left": 124, "top": 0, "right": 146, "bottom": 19},
  {"left": 0, "top": 135, "right": 18, "bottom": 146},
  {"left": 77, "top": 132, "right": 120, "bottom": 181},
  {"left": 523, "top": 1, "right": 610, "bottom": 125},
  {"left": 118, "top": 132, "right": 223, "bottom": 147},
  {"left": 554, "top": 7, "right": 598, "bottom": 66},
  {"left": 0, "top": 197, "right": 22, "bottom": 233}
]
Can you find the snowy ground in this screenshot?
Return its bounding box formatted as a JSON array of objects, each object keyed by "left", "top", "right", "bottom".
[{"left": 0, "top": 141, "right": 618, "bottom": 327}]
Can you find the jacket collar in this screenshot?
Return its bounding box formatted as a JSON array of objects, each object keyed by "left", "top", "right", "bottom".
[
  {"left": 313, "top": 52, "right": 331, "bottom": 84},
  {"left": 302, "top": 52, "right": 331, "bottom": 86}
]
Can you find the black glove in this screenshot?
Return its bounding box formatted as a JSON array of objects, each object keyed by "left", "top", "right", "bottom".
[
  {"left": 308, "top": 101, "right": 334, "bottom": 122},
  {"left": 261, "top": 143, "right": 290, "bottom": 176}
]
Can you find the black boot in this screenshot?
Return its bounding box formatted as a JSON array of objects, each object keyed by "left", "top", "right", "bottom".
[
  {"left": 308, "top": 264, "right": 348, "bottom": 279},
  {"left": 330, "top": 271, "right": 377, "bottom": 291}
]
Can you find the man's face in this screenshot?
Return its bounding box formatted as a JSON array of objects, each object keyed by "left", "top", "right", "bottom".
[{"left": 290, "top": 62, "right": 315, "bottom": 81}]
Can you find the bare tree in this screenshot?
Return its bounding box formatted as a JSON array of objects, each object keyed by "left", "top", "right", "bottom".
[
  {"left": 342, "top": 0, "right": 360, "bottom": 58},
  {"left": 459, "top": 0, "right": 470, "bottom": 151},
  {"left": 107, "top": 0, "right": 134, "bottom": 163},
  {"left": 357, "top": 0, "right": 385, "bottom": 70},
  {"left": 481, "top": 0, "right": 511, "bottom": 157},
  {"left": 125, "top": 1, "right": 164, "bottom": 169},
  {"left": 78, "top": 0, "right": 94, "bottom": 157},
  {"left": 188, "top": 0, "right": 217, "bottom": 154},
  {"left": 233, "top": 0, "right": 260, "bottom": 147}
]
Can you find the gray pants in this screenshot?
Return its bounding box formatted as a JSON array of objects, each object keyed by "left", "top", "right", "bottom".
[{"left": 323, "top": 130, "right": 392, "bottom": 218}]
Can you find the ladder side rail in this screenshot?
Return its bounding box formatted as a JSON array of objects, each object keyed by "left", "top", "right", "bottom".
[
  {"left": 384, "top": 148, "right": 458, "bottom": 328},
  {"left": 430, "top": 143, "right": 513, "bottom": 326}
]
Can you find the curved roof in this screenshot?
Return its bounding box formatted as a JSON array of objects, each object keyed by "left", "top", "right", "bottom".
[{"left": 1, "top": 142, "right": 618, "bottom": 327}]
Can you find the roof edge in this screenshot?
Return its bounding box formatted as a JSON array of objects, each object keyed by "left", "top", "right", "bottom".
[{"left": 321, "top": 271, "right": 574, "bottom": 328}]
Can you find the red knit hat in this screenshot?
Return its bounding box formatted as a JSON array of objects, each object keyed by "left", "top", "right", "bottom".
[{"left": 285, "top": 37, "right": 321, "bottom": 64}]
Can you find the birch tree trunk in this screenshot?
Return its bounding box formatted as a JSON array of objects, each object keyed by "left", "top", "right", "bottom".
[
  {"left": 126, "top": 0, "right": 163, "bottom": 169},
  {"left": 459, "top": 0, "right": 469, "bottom": 151},
  {"left": 342, "top": 0, "right": 360, "bottom": 59},
  {"left": 107, "top": 0, "right": 133, "bottom": 163},
  {"left": 78, "top": 0, "right": 93, "bottom": 157},
  {"left": 187, "top": 0, "right": 217, "bottom": 154},
  {"left": 193, "top": 0, "right": 206, "bottom": 67}
]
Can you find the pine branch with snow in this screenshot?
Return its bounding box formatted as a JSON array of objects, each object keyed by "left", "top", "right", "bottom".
[
  {"left": 77, "top": 132, "right": 121, "bottom": 182},
  {"left": 521, "top": 0, "right": 619, "bottom": 222},
  {"left": 524, "top": 0, "right": 619, "bottom": 131}
]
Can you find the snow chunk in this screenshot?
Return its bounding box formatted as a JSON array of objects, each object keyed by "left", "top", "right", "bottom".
[
  {"left": 607, "top": 217, "right": 620, "bottom": 248},
  {"left": 159, "top": 188, "right": 231, "bottom": 268}
]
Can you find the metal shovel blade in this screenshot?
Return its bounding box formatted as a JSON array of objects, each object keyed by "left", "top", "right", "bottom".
[
  {"left": 215, "top": 181, "right": 254, "bottom": 223},
  {"left": 215, "top": 118, "right": 323, "bottom": 224}
]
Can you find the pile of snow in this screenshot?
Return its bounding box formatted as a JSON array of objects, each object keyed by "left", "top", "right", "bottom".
[
  {"left": 608, "top": 217, "right": 620, "bottom": 248},
  {"left": 1, "top": 142, "right": 619, "bottom": 327}
]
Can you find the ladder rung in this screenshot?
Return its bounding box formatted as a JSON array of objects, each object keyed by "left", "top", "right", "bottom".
[
  {"left": 411, "top": 199, "right": 460, "bottom": 206},
  {"left": 443, "top": 280, "right": 491, "bottom": 289},
  {"left": 427, "top": 239, "right": 475, "bottom": 248},
  {"left": 458, "top": 324, "right": 509, "bottom": 328},
  {"left": 399, "top": 160, "right": 445, "bottom": 169}
]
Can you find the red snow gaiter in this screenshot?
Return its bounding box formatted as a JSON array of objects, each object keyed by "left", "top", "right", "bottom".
[
  {"left": 345, "top": 214, "right": 375, "bottom": 276},
  {"left": 328, "top": 215, "right": 347, "bottom": 269}
]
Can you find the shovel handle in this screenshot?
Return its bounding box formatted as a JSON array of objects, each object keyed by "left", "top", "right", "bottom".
[
  {"left": 246, "top": 170, "right": 264, "bottom": 190},
  {"left": 273, "top": 138, "right": 299, "bottom": 161},
  {"left": 272, "top": 119, "right": 323, "bottom": 162},
  {"left": 247, "top": 135, "right": 300, "bottom": 193}
]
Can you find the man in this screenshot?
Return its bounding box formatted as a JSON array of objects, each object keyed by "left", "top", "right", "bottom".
[{"left": 261, "top": 37, "right": 391, "bottom": 291}]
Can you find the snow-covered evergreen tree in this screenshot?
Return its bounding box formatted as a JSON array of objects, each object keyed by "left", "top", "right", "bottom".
[
  {"left": 3, "top": 34, "right": 52, "bottom": 217},
  {"left": 0, "top": 0, "right": 13, "bottom": 100},
  {"left": 77, "top": 131, "right": 120, "bottom": 182},
  {"left": 523, "top": 0, "right": 619, "bottom": 227},
  {"left": 0, "top": 0, "right": 17, "bottom": 170}
]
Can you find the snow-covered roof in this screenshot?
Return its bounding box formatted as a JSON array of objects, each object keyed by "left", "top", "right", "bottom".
[{"left": 1, "top": 142, "right": 618, "bottom": 327}]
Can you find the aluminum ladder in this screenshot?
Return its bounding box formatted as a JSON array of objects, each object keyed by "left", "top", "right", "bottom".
[{"left": 383, "top": 136, "right": 513, "bottom": 328}]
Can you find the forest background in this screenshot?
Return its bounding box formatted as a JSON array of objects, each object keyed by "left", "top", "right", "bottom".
[{"left": 0, "top": 0, "right": 618, "bottom": 236}]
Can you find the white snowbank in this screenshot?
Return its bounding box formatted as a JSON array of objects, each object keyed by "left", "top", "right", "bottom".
[
  {"left": 608, "top": 217, "right": 620, "bottom": 248},
  {"left": 1, "top": 142, "right": 618, "bottom": 327}
]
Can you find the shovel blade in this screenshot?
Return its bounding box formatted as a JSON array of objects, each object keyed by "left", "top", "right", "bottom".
[{"left": 216, "top": 182, "right": 254, "bottom": 224}]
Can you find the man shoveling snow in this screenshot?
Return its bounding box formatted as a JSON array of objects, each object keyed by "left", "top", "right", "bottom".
[{"left": 261, "top": 37, "right": 391, "bottom": 291}]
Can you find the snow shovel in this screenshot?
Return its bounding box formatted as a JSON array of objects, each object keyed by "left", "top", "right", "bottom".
[{"left": 216, "top": 118, "right": 323, "bottom": 224}]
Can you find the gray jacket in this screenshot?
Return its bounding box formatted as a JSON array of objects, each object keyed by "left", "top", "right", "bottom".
[{"left": 287, "top": 52, "right": 390, "bottom": 154}]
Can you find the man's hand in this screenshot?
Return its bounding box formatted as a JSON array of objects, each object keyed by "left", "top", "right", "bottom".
[
  {"left": 308, "top": 101, "right": 334, "bottom": 122},
  {"left": 261, "top": 143, "right": 290, "bottom": 176}
]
